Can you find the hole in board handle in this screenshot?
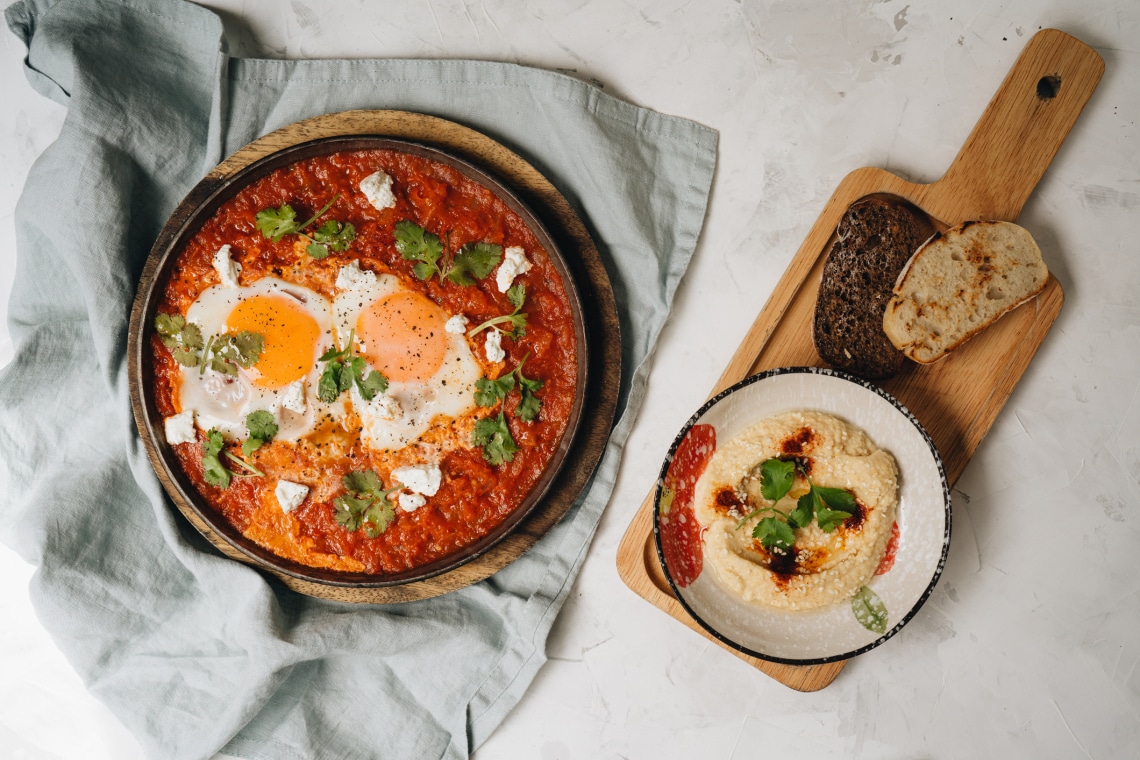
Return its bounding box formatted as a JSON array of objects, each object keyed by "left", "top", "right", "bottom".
[{"left": 1037, "top": 75, "right": 1061, "bottom": 100}]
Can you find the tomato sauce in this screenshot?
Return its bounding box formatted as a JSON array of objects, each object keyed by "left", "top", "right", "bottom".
[
  {"left": 875, "top": 520, "right": 900, "bottom": 575},
  {"left": 658, "top": 424, "right": 716, "bottom": 588},
  {"left": 152, "top": 149, "right": 578, "bottom": 574}
]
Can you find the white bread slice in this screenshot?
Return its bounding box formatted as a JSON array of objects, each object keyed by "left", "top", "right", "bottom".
[{"left": 882, "top": 221, "right": 1048, "bottom": 363}]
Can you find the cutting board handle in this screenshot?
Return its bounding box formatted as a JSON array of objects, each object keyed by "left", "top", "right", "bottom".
[{"left": 935, "top": 28, "right": 1103, "bottom": 222}]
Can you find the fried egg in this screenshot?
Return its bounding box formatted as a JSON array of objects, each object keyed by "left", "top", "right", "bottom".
[
  {"left": 179, "top": 276, "right": 336, "bottom": 441},
  {"left": 334, "top": 271, "right": 483, "bottom": 451}
]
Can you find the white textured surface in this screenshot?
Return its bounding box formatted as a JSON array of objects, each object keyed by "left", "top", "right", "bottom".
[{"left": 2, "top": 1, "right": 1139, "bottom": 758}]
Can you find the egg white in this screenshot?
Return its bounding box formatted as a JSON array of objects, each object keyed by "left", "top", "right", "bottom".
[
  {"left": 334, "top": 273, "right": 483, "bottom": 452},
  {"left": 179, "top": 276, "right": 337, "bottom": 442}
]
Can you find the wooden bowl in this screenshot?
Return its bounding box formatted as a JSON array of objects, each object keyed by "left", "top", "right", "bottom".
[{"left": 127, "top": 113, "right": 619, "bottom": 602}]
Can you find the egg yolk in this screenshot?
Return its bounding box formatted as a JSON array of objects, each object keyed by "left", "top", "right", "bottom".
[
  {"left": 226, "top": 294, "right": 321, "bottom": 388},
  {"left": 356, "top": 291, "right": 447, "bottom": 384}
]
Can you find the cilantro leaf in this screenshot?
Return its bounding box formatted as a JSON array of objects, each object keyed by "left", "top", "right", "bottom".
[
  {"left": 255, "top": 203, "right": 300, "bottom": 242},
  {"left": 475, "top": 374, "right": 514, "bottom": 407},
  {"left": 312, "top": 219, "right": 356, "bottom": 252},
  {"left": 180, "top": 322, "right": 204, "bottom": 350},
  {"left": 515, "top": 386, "right": 542, "bottom": 423},
  {"left": 155, "top": 314, "right": 205, "bottom": 368},
  {"left": 257, "top": 195, "right": 353, "bottom": 258},
  {"left": 787, "top": 491, "right": 815, "bottom": 530},
  {"left": 852, "top": 585, "right": 889, "bottom": 634},
  {"left": 467, "top": 284, "right": 528, "bottom": 339},
  {"left": 813, "top": 484, "right": 854, "bottom": 532},
  {"left": 317, "top": 361, "right": 342, "bottom": 403},
  {"left": 754, "top": 516, "right": 795, "bottom": 552},
  {"left": 472, "top": 412, "right": 519, "bottom": 465},
  {"left": 394, "top": 220, "right": 443, "bottom": 281},
  {"left": 356, "top": 369, "right": 388, "bottom": 400},
  {"left": 316, "top": 330, "right": 388, "bottom": 403},
  {"left": 227, "top": 331, "right": 265, "bottom": 369},
  {"left": 155, "top": 313, "right": 185, "bottom": 343},
  {"left": 737, "top": 457, "right": 859, "bottom": 543},
  {"left": 342, "top": 469, "right": 384, "bottom": 497},
  {"left": 333, "top": 493, "right": 369, "bottom": 531},
  {"left": 201, "top": 429, "right": 232, "bottom": 489},
  {"left": 447, "top": 242, "right": 502, "bottom": 286},
  {"left": 306, "top": 242, "right": 331, "bottom": 260},
  {"left": 335, "top": 469, "right": 397, "bottom": 537},
  {"left": 242, "top": 410, "right": 278, "bottom": 457},
  {"left": 515, "top": 369, "right": 543, "bottom": 423},
  {"left": 816, "top": 506, "right": 853, "bottom": 533},
  {"left": 395, "top": 220, "right": 502, "bottom": 287},
  {"left": 362, "top": 499, "right": 396, "bottom": 539},
  {"left": 471, "top": 356, "right": 543, "bottom": 462},
  {"left": 815, "top": 485, "right": 857, "bottom": 513},
  {"left": 759, "top": 458, "right": 795, "bottom": 502},
  {"left": 207, "top": 331, "right": 264, "bottom": 376}
]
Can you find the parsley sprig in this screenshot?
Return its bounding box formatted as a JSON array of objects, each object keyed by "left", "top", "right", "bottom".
[
  {"left": 471, "top": 356, "right": 544, "bottom": 464},
  {"left": 467, "top": 284, "right": 528, "bottom": 339},
  {"left": 317, "top": 329, "right": 388, "bottom": 403},
  {"left": 734, "top": 458, "right": 857, "bottom": 552},
  {"left": 256, "top": 195, "right": 356, "bottom": 260},
  {"left": 394, "top": 220, "right": 502, "bottom": 286},
  {"left": 155, "top": 314, "right": 264, "bottom": 378},
  {"left": 333, "top": 469, "right": 399, "bottom": 538}
]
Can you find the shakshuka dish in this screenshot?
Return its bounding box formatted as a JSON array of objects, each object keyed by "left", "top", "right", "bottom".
[{"left": 149, "top": 145, "right": 580, "bottom": 575}]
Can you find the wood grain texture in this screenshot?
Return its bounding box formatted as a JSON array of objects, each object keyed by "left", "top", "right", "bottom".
[
  {"left": 128, "top": 110, "right": 622, "bottom": 604},
  {"left": 617, "top": 28, "right": 1101, "bottom": 691}
]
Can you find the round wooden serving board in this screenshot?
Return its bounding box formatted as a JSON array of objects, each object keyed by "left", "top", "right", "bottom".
[
  {"left": 128, "top": 110, "right": 621, "bottom": 604},
  {"left": 617, "top": 29, "right": 1103, "bottom": 690}
]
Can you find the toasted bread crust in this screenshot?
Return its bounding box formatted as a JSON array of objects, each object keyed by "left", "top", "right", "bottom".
[
  {"left": 883, "top": 220, "right": 1048, "bottom": 363},
  {"left": 812, "top": 198, "right": 924, "bottom": 379}
]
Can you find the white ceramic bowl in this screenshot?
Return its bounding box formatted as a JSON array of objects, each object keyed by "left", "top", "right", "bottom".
[{"left": 653, "top": 366, "right": 951, "bottom": 664}]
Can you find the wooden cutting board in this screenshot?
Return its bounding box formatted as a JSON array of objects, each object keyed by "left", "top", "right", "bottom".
[{"left": 616, "top": 28, "right": 1103, "bottom": 691}]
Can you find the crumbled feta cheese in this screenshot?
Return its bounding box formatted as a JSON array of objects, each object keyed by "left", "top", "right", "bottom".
[
  {"left": 484, "top": 329, "right": 505, "bottom": 363},
  {"left": 335, "top": 259, "right": 378, "bottom": 291},
  {"left": 212, "top": 244, "right": 241, "bottom": 288},
  {"left": 281, "top": 380, "right": 306, "bottom": 415},
  {"left": 275, "top": 480, "right": 310, "bottom": 513},
  {"left": 359, "top": 170, "right": 396, "bottom": 211},
  {"left": 195, "top": 412, "right": 235, "bottom": 440},
  {"left": 445, "top": 314, "right": 468, "bottom": 334},
  {"left": 495, "top": 246, "right": 531, "bottom": 293},
  {"left": 398, "top": 492, "right": 427, "bottom": 512},
  {"left": 164, "top": 410, "right": 197, "bottom": 445},
  {"left": 367, "top": 391, "right": 402, "bottom": 421},
  {"left": 392, "top": 463, "right": 442, "bottom": 496}
]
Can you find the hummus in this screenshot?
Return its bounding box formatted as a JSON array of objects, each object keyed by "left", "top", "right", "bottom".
[{"left": 693, "top": 410, "right": 898, "bottom": 611}]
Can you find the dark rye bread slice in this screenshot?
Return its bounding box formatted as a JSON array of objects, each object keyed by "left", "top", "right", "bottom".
[{"left": 812, "top": 198, "right": 925, "bottom": 379}]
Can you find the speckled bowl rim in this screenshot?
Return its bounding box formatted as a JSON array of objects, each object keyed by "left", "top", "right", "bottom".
[{"left": 652, "top": 366, "right": 952, "bottom": 666}]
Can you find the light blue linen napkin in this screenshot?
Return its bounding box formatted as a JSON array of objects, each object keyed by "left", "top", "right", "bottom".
[{"left": 0, "top": 0, "right": 717, "bottom": 757}]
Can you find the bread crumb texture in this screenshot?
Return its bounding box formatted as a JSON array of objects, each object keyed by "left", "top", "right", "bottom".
[
  {"left": 883, "top": 220, "right": 1048, "bottom": 363},
  {"left": 813, "top": 198, "right": 925, "bottom": 379}
]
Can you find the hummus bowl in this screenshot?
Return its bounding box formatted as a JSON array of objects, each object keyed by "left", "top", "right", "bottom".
[{"left": 653, "top": 366, "right": 950, "bottom": 665}]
